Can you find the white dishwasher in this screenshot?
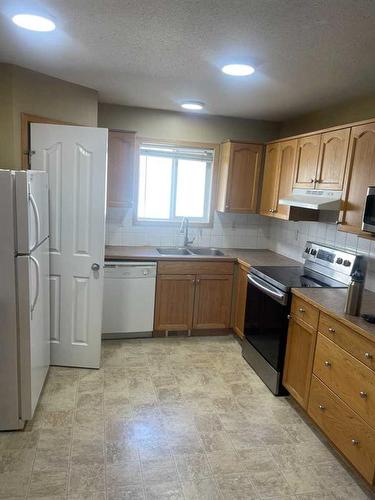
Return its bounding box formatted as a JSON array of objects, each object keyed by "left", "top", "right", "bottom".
[{"left": 102, "top": 261, "right": 157, "bottom": 339}]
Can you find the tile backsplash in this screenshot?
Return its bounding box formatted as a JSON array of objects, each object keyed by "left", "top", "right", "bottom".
[
  {"left": 106, "top": 208, "right": 375, "bottom": 292},
  {"left": 106, "top": 208, "right": 269, "bottom": 249}
]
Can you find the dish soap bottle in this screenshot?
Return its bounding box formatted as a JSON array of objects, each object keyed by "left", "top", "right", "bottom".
[{"left": 344, "top": 270, "right": 365, "bottom": 316}]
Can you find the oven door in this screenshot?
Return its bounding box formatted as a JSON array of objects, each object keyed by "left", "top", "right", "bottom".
[
  {"left": 362, "top": 187, "right": 375, "bottom": 233},
  {"left": 244, "top": 273, "right": 290, "bottom": 372}
]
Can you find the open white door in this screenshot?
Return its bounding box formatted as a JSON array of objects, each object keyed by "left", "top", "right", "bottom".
[{"left": 31, "top": 124, "right": 108, "bottom": 368}]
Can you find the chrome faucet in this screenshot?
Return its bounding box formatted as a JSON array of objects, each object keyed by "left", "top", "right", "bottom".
[{"left": 180, "top": 217, "right": 195, "bottom": 247}]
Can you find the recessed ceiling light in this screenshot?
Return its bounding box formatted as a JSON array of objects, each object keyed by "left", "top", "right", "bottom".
[
  {"left": 221, "top": 64, "right": 255, "bottom": 76},
  {"left": 12, "top": 14, "right": 56, "bottom": 32},
  {"left": 181, "top": 101, "right": 204, "bottom": 111}
]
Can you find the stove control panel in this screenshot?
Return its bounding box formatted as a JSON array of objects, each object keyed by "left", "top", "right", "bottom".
[{"left": 303, "top": 241, "right": 364, "bottom": 277}]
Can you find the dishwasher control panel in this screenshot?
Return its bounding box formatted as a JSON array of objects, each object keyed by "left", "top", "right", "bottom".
[{"left": 104, "top": 261, "right": 157, "bottom": 279}]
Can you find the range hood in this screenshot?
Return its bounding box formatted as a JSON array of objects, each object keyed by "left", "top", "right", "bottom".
[{"left": 279, "top": 189, "right": 342, "bottom": 211}]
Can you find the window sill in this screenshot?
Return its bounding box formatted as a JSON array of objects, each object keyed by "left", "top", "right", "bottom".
[{"left": 134, "top": 219, "right": 213, "bottom": 228}]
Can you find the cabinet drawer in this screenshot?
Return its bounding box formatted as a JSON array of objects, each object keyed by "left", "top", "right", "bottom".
[
  {"left": 308, "top": 375, "right": 375, "bottom": 484},
  {"left": 314, "top": 333, "right": 375, "bottom": 429},
  {"left": 319, "top": 312, "right": 375, "bottom": 371},
  {"left": 291, "top": 296, "right": 319, "bottom": 329},
  {"left": 157, "top": 261, "right": 234, "bottom": 275}
]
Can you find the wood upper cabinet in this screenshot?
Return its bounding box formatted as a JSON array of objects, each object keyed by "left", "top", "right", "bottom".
[
  {"left": 217, "top": 141, "right": 263, "bottom": 213},
  {"left": 107, "top": 130, "right": 136, "bottom": 208},
  {"left": 260, "top": 139, "right": 297, "bottom": 220},
  {"left": 233, "top": 264, "right": 249, "bottom": 338},
  {"left": 154, "top": 274, "right": 195, "bottom": 331},
  {"left": 293, "top": 134, "right": 321, "bottom": 188},
  {"left": 283, "top": 316, "right": 317, "bottom": 409},
  {"left": 259, "top": 143, "right": 280, "bottom": 216},
  {"left": 193, "top": 275, "right": 233, "bottom": 329},
  {"left": 341, "top": 122, "right": 375, "bottom": 233},
  {"left": 276, "top": 140, "right": 298, "bottom": 219},
  {"left": 315, "top": 128, "right": 350, "bottom": 190}
]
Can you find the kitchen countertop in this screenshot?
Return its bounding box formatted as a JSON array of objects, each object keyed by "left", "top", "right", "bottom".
[
  {"left": 104, "top": 246, "right": 300, "bottom": 268},
  {"left": 292, "top": 287, "right": 375, "bottom": 343}
]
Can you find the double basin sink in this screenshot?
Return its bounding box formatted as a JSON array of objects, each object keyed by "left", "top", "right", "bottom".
[{"left": 157, "top": 247, "right": 225, "bottom": 256}]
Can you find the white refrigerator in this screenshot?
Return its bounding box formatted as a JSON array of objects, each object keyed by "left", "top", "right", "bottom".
[{"left": 0, "top": 170, "right": 50, "bottom": 430}]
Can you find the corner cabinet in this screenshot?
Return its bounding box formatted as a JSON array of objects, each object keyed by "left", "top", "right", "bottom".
[
  {"left": 340, "top": 122, "right": 375, "bottom": 234},
  {"left": 107, "top": 130, "right": 136, "bottom": 208},
  {"left": 217, "top": 141, "right": 263, "bottom": 213},
  {"left": 232, "top": 263, "right": 249, "bottom": 338},
  {"left": 154, "top": 261, "right": 234, "bottom": 333}
]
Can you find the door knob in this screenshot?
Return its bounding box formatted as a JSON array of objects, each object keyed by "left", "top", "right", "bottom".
[{"left": 91, "top": 263, "right": 100, "bottom": 271}]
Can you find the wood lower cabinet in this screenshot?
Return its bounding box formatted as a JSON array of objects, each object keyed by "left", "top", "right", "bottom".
[
  {"left": 286, "top": 292, "right": 375, "bottom": 485},
  {"left": 233, "top": 264, "right": 249, "bottom": 338},
  {"left": 313, "top": 333, "right": 375, "bottom": 428},
  {"left": 217, "top": 141, "right": 263, "bottom": 213},
  {"left": 154, "top": 261, "right": 234, "bottom": 333},
  {"left": 293, "top": 134, "right": 321, "bottom": 188},
  {"left": 193, "top": 275, "right": 233, "bottom": 329},
  {"left": 341, "top": 122, "right": 375, "bottom": 234},
  {"left": 283, "top": 316, "right": 317, "bottom": 409},
  {"left": 316, "top": 128, "right": 350, "bottom": 190},
  {"left": 107, "top": 130, "right": 136, "bottom": 208},
  {"left": 308, "top": 375, "right": 375, "bottom": 484},
  {"left": 154, "top": 274, "right": 195, "bottom": 330}
]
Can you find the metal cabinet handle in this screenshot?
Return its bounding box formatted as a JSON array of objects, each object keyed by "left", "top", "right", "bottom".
[
  {"left": 191, "top": 279, "right": 195, "bottom": 284},
  {"left": 196, "top": 278, "right": 200, "bottom": 284},
  {"left": 359, "top": 391, "right": 368, "bottom": 399},
  {"left": 319, "top": 404, "right": 325, "bottom": 411},
  {"left": 351, "top": 439, "right": 359, "bottom": 446},
  {"left": 324, "top": 361, "right": 331, "bottom": 367},
  {"left": 91, "top": 263, "right": 100, "bottom": 271},
  {"left": 298, "top": 308, "right": 305, "bottom": 313},
  {"left": 310, "top": 178, "right": 315, "bottom": 183},
  {"left": 287, "top": 314, "right": 291, "bottom": 320},
  {"left": 364, "top": 352, "right": 373, "bottom": 359},
  {"left": 328, "top": 327, "right": 335, "bottom": 333}
]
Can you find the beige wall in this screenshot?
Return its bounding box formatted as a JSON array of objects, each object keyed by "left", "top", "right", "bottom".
[
  {"left": 98, "top": 103, "right": 281, "bottom": 144},
  {"left": 280, "top": 95, "right": 375, "bottom": 137},
  {"left": 0, "top": 63, "right": 98, "bottom": 169},
  {"left": 0, "top": 65, "right": 14, "bottom": 169}
]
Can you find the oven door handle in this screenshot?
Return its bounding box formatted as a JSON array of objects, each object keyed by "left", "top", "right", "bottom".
[{"left": 247, "top": 274, "right": 288, "bottom": 305}]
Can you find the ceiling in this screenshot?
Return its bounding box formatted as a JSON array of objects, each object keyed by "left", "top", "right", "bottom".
[{"left": 1, "top": 0, "right": 375, "bottom": 121}]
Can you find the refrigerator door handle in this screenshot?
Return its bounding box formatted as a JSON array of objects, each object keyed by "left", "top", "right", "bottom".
[
  {"left": 29, "top": 192, "right": 40, "bottom": 251},
  {"left": 30, "top": 255, "right": 40, "bottom": 318}
]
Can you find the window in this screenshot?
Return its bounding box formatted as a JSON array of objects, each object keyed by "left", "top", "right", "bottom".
[{"left": 137, "top": 143, "right": 214, "bottom": 223}]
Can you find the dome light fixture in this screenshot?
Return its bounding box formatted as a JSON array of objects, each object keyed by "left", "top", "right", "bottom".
[
  {"left": 12, "top": 14, "right": 56, "bottom": 32},
  {"left": 181, "top": 101, "right": 204, "bottom": 111},
  {"left": 221, "top": 64, "right": 255, "bottom": 76}
]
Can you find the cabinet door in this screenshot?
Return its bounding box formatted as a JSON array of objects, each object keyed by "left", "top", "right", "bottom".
[
  {"left": 283, "top": 317, "right": 317, "bottom": 409},
  {"left": 316, "top": 128, "right": 350, "bottom": 190},
  {"left": 107, "top": 130, "right": 136, "bottom": 208},
  {"left": 193, "top": 275, "right": 233, "bottom": 329},
  {"left": 341, "top": 122, "right": 375, "bottom": 232},
  {"left": 293, "top": 135, "right": 321, "bottom": 188},
  {"left": 260, "top": 143, "right": 280, "bottom": 216},
  {"left": 226, "top": 143, "right": 263, "bottom": 212},
  {"left": 233, "top": 264, "right": 249, "bottom": 338},
  {"left": 275, "top": 140, "right": 297, "bottom": 219},
  {"left": 154, "top": 275, "right": 195, "bottom": 331}
]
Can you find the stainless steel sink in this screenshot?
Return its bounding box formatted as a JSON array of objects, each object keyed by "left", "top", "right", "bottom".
[
  {"left": 189, "top": 247, "right": 225, "bottom": 256},
  {"left": 157, "top": 247, "right": 191, "bottom": 255}
]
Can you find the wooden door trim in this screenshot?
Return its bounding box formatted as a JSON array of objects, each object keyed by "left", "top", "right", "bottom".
[{"left": 21, "top": 113, "right": 74, "bottom": 169}]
